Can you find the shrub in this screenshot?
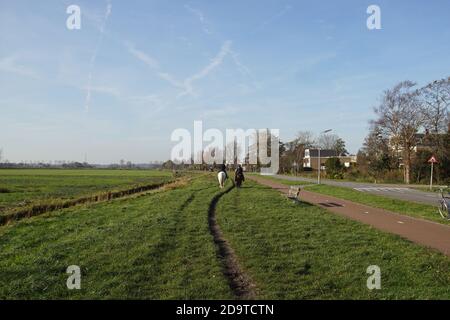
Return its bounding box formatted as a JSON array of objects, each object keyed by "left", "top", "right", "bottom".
[{"left": 325, "top": 158, "right": 344, "bottom": 179}]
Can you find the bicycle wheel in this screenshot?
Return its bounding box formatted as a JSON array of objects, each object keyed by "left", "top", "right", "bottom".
[{"left": 438, "top": 200, "right": 449, "bottom": 220}]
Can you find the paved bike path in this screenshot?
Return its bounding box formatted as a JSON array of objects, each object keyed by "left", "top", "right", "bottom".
[
  {"left": 272, "top": 174, "right": 441, "bottom": 206},
  {"left": 249, "top": 175, "right": 450, "bottom": 257}
]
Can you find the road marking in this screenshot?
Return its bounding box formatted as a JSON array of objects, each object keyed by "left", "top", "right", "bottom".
[{"left": 354, "top": 187, "right": 411, "bottom": 193}]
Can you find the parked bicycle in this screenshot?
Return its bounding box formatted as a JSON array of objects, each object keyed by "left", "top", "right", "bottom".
[{"left": 438, "top": 188, "right": 450, "bottom": 220}]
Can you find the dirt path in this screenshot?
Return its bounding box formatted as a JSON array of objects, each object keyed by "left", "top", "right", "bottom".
[
  {"left": 249, "top": 175, "right": 450, "bottom": 257},
  {"left": 208, "top": 182, "right": 258, "bottom": 299}
]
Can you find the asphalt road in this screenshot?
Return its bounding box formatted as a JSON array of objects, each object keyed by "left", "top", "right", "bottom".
[{"left": 273, "top": 174, "right": 444, "bottom": 206}]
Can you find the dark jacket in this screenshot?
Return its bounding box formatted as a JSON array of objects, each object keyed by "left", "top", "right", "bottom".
[
  {"left": 219, "top": 164, "right": 228, "bottom": 178},
  {"left": 235, "top": 167, "right": 245, "bottom": 180}
]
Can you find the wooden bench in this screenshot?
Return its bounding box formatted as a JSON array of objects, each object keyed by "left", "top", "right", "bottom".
[{"left": 287, "top": 186, "right": 301, "bottom": 203}]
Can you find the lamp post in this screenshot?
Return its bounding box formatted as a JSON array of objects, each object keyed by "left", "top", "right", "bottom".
[{"left": 317, "top": 129, "right": 332, "bottom": 184}]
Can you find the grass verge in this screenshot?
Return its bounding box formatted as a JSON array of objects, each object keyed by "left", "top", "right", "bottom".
[
  {"left": 216, "top": 180, "right": 450, "bottom": 299},
  {"left": 304, "top": 184, "right": 449, "bottom": 225},
  {"left": 247, "top": 174, "right": 313, "bottom": 186}
]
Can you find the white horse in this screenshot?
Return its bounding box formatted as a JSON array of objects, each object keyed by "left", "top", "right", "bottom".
[{"left": 217, "top": 171, "right": 227, "bottom": 188}]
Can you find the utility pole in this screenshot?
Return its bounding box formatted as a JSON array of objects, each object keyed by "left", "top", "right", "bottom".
[
  {"left": 430, "top": 161, "right": 434, "bottom": 191},
  {"left": 317, "top": 148, "right": 321, "bottom": 184},
  {"left": 317, "top": 129, "right": 332, "bottom": 184},
  {"left": 428, "top": 156, "right": 438, "bottom": 191}
]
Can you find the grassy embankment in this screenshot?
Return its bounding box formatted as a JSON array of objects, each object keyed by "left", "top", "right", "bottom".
[
  {"left": 0, "top": 174, "right": 232, "bottom": 299},
  {"left": 216, "top": 180, "right": 450, "bottom": 299}
]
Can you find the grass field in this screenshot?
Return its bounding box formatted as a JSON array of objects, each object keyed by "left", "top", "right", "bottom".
[
  {"left": 304, "top": 184, "right": 449, "bottom": 225},
  {"left": 0, "top": 175, "right": 231, "bottom": 299},
  {"left": 0, "top": 169, "right": 173, "bottom": 215},
  {"left": 1, "top": 171, "right": 449, "bottom": 299},
  {"left": 216, "top": 180, "right": 450, "bottom": 299}
]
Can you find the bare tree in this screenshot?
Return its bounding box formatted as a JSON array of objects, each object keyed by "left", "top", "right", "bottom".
[
  {"left": 420, "top": 77, "right": 450, "bottom": 133},
  {"left": 317, "top": 133, "right": 339, "bottom": 150},
  {"left": 292, "top": 131, "right": 315, "bottom": 165},
  {"left": 295, "top": 131, "right": 315, "bottom": 147},
  {"left": 372, "top": 81, "right": 423, "bottom": 184}
]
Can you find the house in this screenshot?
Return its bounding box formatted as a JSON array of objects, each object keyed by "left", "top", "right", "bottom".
[
  {"left": 303, "top": 149, "right": 357, "bottom": 170},
  {"left": 388, "top": 130, "right": 447, "bottom": 165}
]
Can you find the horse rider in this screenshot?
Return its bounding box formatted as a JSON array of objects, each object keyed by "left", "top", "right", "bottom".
[
  {"left": 219, "top": 163, "right": 228, "bottom": 179},
  {"left": 234, "top": 164, "right": 245, "bottom": 187}
]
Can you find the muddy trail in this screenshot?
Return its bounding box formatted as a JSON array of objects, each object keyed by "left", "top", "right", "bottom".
[{"left": 208, "top": 182, "right": 258, "bottom": 299}]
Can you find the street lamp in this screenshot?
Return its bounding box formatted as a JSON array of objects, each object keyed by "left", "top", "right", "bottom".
[{"left": 318, "top": 129, "right": 332, "bottom": 184}]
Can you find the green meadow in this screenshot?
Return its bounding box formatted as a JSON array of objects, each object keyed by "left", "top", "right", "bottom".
[
  {"left": 0, "top": 171, "right": 449, "bottom": 299},
  {"left": 0, "top": 169, "right": 173, "bottom": 215}
]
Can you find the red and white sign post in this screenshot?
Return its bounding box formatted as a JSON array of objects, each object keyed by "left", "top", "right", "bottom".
[{"left": 428, "top": 156, "right": 438, "bottom": 191}]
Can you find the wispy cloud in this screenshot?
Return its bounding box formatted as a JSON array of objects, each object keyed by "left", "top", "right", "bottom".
[
  {"left": 229, "top": 49, "right": 252, "bottom": 77},
  {"left": 184, "top": 4, "right": 212, "bottom": 35},
  {"left": 126, "top": 44, "right": 160, "bottom": 69},
  {"left": 157, "top": 72, "right": 185, "bottom": 89},
  {"left": 128, "top": 40, "right": 233, "bottom": 98},
  {"left": 85, "top": 0, "right": 113, "bottom": 112},
  {"left": 256, "top": 4, "right": 292, "bottom": 31},
  {"left": 0, "top": 55, "right": 39, "bottom": 79},
  {"left": 126, "top": 43, "right": 185, "bottom": 89},
  {"left": 179, "top": 40, "right": 232, "bottom": 97}
]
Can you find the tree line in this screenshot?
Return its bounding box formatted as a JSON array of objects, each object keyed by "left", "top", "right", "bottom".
[
  {"left": 358, "top": 77, "right": 449, "bottom": 184},
  {"left": 262, "top": 77, "right": 450, "bottom": 184},
  {"left": 165, "top": 77, "right": 449, "bottom": 185}
]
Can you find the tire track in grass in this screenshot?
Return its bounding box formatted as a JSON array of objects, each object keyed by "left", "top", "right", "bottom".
[
  {"left": 208, "top": 181, "right": 258, "bottom": 299},
  {"left": 125, "top": 188, "right": 198, "bottom": 298},
  {"left": 136, "top": 183, "right": 217, "bottom": 289},
  {"left": 142, "top": 184, "right": 223, "bottom": 299}
]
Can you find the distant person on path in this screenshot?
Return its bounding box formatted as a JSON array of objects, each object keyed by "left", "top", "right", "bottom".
[{"left": 234, "top": 164, "right": 245, "bottom": 188}]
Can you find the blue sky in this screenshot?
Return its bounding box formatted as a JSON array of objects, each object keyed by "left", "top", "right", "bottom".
[{"left": 1, "top": 0, "right": 449, "bottom": 163}]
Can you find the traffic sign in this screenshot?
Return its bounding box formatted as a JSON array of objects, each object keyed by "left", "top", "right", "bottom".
[
  {"left": 428, "top": 156, "right": 438, "bottom": 190},
  {"left": 428, "top": 156, "right": 438, "bottom": 163}
]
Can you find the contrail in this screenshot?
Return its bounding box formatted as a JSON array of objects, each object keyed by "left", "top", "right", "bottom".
[{"left": 85, "top": 1, "right": 112, "bottom": 112}]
